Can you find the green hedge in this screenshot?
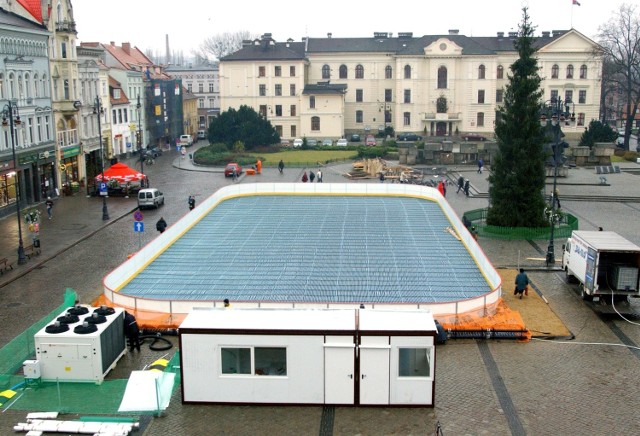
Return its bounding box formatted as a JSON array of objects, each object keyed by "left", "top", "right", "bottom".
[{"left": 463, "top": 208, "right": 578, "bottom": 240}]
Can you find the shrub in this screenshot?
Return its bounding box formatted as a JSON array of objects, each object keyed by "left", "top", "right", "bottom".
[{"left": 623, "top": 151, "right": 639, "bottom": 161}]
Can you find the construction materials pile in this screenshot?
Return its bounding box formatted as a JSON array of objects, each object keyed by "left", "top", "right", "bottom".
[{"left": 347, "top": 158, "right": 423, "bottom": 183}]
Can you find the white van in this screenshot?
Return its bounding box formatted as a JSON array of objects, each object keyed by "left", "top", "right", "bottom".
[
  {"left": 180, "top": 134, "right": 193, "bottom": 147},
  {"left": 197, "top": 130, "right": 206, "bottom": 140},
  {"left": 137, "top": 188, "right": 165, "bottom": 209}
]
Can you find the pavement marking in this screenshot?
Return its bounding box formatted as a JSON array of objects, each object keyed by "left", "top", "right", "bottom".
[{"left": 477, "top": 342, "right": 525, "bottom": 436}]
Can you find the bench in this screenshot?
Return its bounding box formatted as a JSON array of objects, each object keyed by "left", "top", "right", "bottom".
[
  {"left": 0, "top": 257, "right": 13, "bottom": 274},
  {"left": 24, "top": 244, "right": 41, "bottom": 259}
]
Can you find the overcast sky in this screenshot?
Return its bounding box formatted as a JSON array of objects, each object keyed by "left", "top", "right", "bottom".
[{"left": 73, "top": 0, "right": 629, "bottom": 56}]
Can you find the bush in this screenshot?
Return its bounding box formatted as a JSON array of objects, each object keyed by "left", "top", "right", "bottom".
[
  {"left": 357, "top": 146, "right": 387, "bottom": 159},
  {"left": 623, "top": 151, "right": 639, "bottom": 161}
]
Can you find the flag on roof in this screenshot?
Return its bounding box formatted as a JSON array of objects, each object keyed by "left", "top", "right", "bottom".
[{"left": 572, "top": 0, "right": 581, "bottom": 5}]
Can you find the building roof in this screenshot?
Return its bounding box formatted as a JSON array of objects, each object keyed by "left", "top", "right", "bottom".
[
  {"left": 221, "top": 36, "right": 306, "bottom": 61},
  {"left": 0, "top": 5, "right": 47, "bottom": 31},
  {"left": 303, "top": 82, "right": 347, "bottom": 95},
  {"left": 16, "top": 0, "right": 41, "bottom": 23},
  {"left": 108, "top": 76, "right": 129, "bottom": 105}
]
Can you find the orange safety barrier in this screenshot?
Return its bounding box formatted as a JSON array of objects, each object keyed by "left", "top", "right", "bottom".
[{"left": 92, "top": 295, "right": 186, "bottom": 329}]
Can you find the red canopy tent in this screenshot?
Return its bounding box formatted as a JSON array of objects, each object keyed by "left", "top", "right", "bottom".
[{"left": 95, "top": 163, "right": 146, "bottom": 184}]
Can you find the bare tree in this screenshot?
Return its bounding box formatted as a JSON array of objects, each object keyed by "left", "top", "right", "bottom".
[
  {"left": 196, "top": 31, "right": 253, "bottom": 61},
  {"left": 597, "top": 3, "right": 640, "bottom": 150}
]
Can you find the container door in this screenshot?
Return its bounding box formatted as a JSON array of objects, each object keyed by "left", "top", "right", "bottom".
[
  {"left": 324, "top": 336, "right": 355, "bottom": 404},
  {"left": 359, "top": 336, "right": 390, "bottom": 405}
]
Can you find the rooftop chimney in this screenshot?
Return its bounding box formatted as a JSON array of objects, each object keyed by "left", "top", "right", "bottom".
[
  {"left": 448, "top": 29, "right": 459, "bottom": 35},
  {"left": 327, "top": 33, "right": 332, "bottom": 38},
  {"left": 508, "top": 31, "right": 518, "bottom": 38},
  {"left": 122, "top": 42, "right": 131, "bottom": 54},
  {"left": 497, "top": 32, "right": 504, "bottom": 38},
  {"left": 542, "top": 31, "right": 550, "bottom": 38}
]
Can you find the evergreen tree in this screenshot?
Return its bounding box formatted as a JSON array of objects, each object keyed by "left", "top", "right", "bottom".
[
  {"left": 209, "top": 105, "right": 280, "bottom": 150},
  {"left": 487, "top": 8, "right": 547, "bottom": 228},
  {"left": 578, "top": 120, "right": 618, "bottom": 148}
]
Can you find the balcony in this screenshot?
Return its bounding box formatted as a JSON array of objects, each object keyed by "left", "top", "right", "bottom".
[
  {"left": 55, "top": 20, "right": 77, "bottom": 33},
  {"left": 423, "top": 112, "right": 461, "bottom": 121}
]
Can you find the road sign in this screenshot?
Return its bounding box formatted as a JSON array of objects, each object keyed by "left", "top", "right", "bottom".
[
  {"left": 133, "top": 211, "right": 144, "bottom": 222},
  {"left": 99, "top": 182, "right": 108, "bottom": 196},
  {"left": 134, "top": 222, "right": 144, "bottom": 233}
]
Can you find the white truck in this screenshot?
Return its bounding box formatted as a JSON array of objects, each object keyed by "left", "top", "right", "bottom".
[{"left": 562, "top": 230, "right": 640, "bottom": 302}]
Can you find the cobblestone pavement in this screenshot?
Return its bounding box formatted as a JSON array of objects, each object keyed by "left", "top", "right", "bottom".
[{"left": 1, "top": 148, "right": 640, "bottom": 435}]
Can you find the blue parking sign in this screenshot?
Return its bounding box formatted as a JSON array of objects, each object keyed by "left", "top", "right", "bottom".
[
  {"left": 134, "top": 222, "right": 144, "bottom": 232},
  {"left": 99, "top": 182, "right": 108, "bottom": 196}
]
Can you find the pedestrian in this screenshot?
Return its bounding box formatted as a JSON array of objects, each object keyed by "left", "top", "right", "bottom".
[
  {"left": 514, "top": 268, "right": 530, "bottom": 299},
  {"left": 181, "top": 146, "right": 186, "bottom": 159},
  {"left": 256, "top": 159, "right": 262, "bottom": 174},
  {"left": 232, "top": 167, "right": 238, "bottom": 182},
  {"left": 309, "top": 170, "right": 315, "bottom": 182},
  {"left": 156, "top": 217, "right": 167, "bottom": 234},
  {"left": 598, "top": 226, "right": 604, "bottom": 231},
  {"left": 437, "top": 181, "right": 445, "bottom": 197},
  {"left": 477, "top": 158, "right": 484, "bottom": 174},
  {"left": 471, "top": 226, "right": 478, "bottom": 241},
  {"left": 379, "top": 172, "right": 385, "bottom": 183},
  {"left": 456, "top": 176, "right": 464, "bottom": 194},
  {"left": 188, "top": 195, "right": 196, "bottom": 211},
  {"left": 442, "top": 179, "right": 447, "bottom": 197},
  {"left": 400, "top": 172, "right": 408, "bottom": 184},
  {"left": 317, "top": 169, "right": 323, "bottom": 182},
  {"left": 45, "top": 197, "right": 53, "bottom": 219},
  {"left": 123, "top": 311, "right": 141, "bottom": 352},
  {"left": 302, "top": 171, "right": 308, "bottom": 183},
  {"left": 553, "top": 188, "right": 561, "bottom": 209},
  {"left": 223, "top": 298, "right": 231, "bottom": 308},
  {"left": 278, "top": 160, "right": 284, "bottom": 174},
  {"left": 463, "top": 179, "right": 470, "bottom": 197}
]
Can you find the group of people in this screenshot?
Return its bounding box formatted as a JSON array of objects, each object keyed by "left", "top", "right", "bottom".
[
  {"left": 301, "top": 169, "right": 323, "bottom": 183},
  {"left": 457, "top": 176, "right": 471, "bottom": 196}
]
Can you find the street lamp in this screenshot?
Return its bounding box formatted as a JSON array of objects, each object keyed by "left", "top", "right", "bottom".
[
  {"left": 540, "top": 96, "right": 575, "bottom": 266},
  {"left": 136, "top": 94, "right": 144, "bottom": 179},
  {"left": 1, "top": 100, "right": 27, "bottom": 264},
  {"left": 93, "top": 97, "right": 109, "bottom": 220}
]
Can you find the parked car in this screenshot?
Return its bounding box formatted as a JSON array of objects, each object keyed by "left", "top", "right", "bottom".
[
  {"left": 397, "top": 133, "right": 422, "bottom": 141},
  {"left": 197, "top": 130, "right": 207, "bottom": 140},
  {"left": 137, "top": 188, "right": 165, "bottom": 209},
  {"left": 293, "top": 138, "right": 303, "bottom": 148},
  {"left": 147, "top": 146, "right": 163, "bottom": 158},
  {"left": 365, "top": 135, "right": 377, "bottom": 146},
  {"left": 322, "top": 139, "right": 333, "bottom": 146},
  {"left": 350, "top": 134, "right": 361, "bottom": 142},
  {"left": 462, "top": 133, "right": 487, "bottom": 141},
  {"left": 336, "top": 138, "right": 348, "bottom": 147},
  {"left": 307, "top": 139, "right": 318, "bottom": 147},
  {"left": 180, "top": 134, "right": 194, "bottom": 147},
  {"left": 224, "top": 163, "right": 243, "bottom": 177},
  {"left": 280, "top": 139, "right": 291, "bottom": 147}
]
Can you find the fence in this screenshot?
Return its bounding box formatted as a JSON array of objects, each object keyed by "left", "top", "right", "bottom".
[{"left": 463, "top": 208, "right": 578, "bottom": 240}]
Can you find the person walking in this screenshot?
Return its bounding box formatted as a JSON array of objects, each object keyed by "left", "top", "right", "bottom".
[
  {"left": 45, "top": 197, "right": 54, "bottom": 219},
  {"left": 463, "top": 179, "right": 471, "bottom": 197},
  {"left": 278, "top": 160, "right": 284, "bottom": 174},
  {"left": 477, "top": 158, "right": 484, "bottom": 174},
  {"left": 437, "top": 181, "right": 445, "bottom": 197},
  {"left": 156, "top": 217, "right": 167, "bottom": 234},
  {"left": 123, "top": 311, "right": 141, "bottom": 352},
  {"left": 514, "top": 268, "right": 530, "bottom": 299},
  {"left": 379, "top": 172, "right": 385, "bottom": 183},
  {"left": 317, "top": 169, "right": 323, "bottom": 182},
  {"left": 256, "top": 159, "right": 262, "bottom": 174},
  {"left": 188, "top": 195, "right": 196, "bottom": 211},
  {"left": 309, "top": 170, "right": 315, "bottom": 183},
  {"left": 301, "top": 171, "right": 308, "bottom": 183},
  {"left": 442, "top": 179, "right": 447, "bottom": 197},
  {"left": 552, "top": 188, "right": 561, "bottom": 209},
  {"left": 232, "top": 167, "right": 238, "bottom": 182},
  {"left": 456, "top": 176, "right": 464, "bottom": 194}
]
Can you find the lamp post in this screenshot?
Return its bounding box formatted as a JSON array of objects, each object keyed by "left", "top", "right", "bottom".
[
  {"left": 2, "top": 100, "right": 27, "bottom": 264},
  {"left": 93, "top": 97, "right": 109, "bottom": 220},
  {"left": 540, "top": 96, "right": 575, "bottom": 266},
  {"left": 136, "top": 95, "right": 144, "bottom": 178}
]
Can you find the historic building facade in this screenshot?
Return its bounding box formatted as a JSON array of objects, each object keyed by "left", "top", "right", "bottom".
[{"left": 220, "top": 30, "right": 602, "bottom": 142}]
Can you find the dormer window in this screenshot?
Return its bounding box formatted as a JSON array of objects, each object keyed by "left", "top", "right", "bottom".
[{"left": 114, "top": 89, "right": 121, "bottom": 99}]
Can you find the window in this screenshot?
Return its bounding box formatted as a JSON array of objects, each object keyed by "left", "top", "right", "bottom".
[
  {"left": 579, "top": 90, "right": 586, "bottom": 104},
  {"left": 551, "top": 64, "right": 559, "bottom": 79},
  {"left": 275, "top": 66, "right": 281, "bottom": 77},
  {"left": 258, "top": 66, "right": 266, "bottom": 77},
  {"left": 221, "top": 347, "right": 287, "bottom": 376},
  {"left": 309, "top": 96, "right": 315, "bottom": 109},
  {"left": 290, "top": 66, "right": 296, "bottom": 77},
  {"left": 112, "top": 109, "right": 116, "bottom": 124},
  {"left": 580, "top": 64, "right": 587, "bottom": 79},
  {"left": 550, "top": 90, "right": 558, "bottom": 101},
  {"left": 437, "top": 66, "right": 447, "bottom": 89},
  {"left": 565, "top": 90, "right": 573, "bottom": 103},
  {"left": 290, "top": 125, "right": 296, "bottom": 137},
  {"left": 496, "top": 89, "right": 504, "bottom": 103},
  {"left": 385, "top": 65, "right": 393, "bottom": 79},
  {"left": 404, "top": 89, "right": 411, "bottom": 104},
  {"left": 478, "top": 90, "right": 485, "bottom": 104},
  {"left": 290, "top": 105, "right": 296, "bottom": 116},
  {"left": 222, "top": 348, "right": 251, "bottom": 374},
  {"left": 436, "top": 97, "right": 447, "bottom": 113},
  {"left": 275, "top": 125, "right": 282, "bottom": 136},
  {"left": 566, "top": 64, "right": 574, "bottom": 79},
  {"left": 404, "top": 65, "right": 411, "bottom": 79},
  {"left": 495, "top": 111, "right": 502, "bottom": 125},
  {"left": 198, "top": 99, "right": 204, "bottom": 108},
  {"left": 403, "top": 112, "right": 411, "bottom": 126},
  {"left": 36, "top": 116, "right": 42, "bottom": 141},
  {"left": 209, "top": 83, "right": 214, "bottom": 93},
  {"left": 64, "top": 79, "right": 70, "bottom": 99},
  {"left": 209, "top": 98, "right": 214, "bottom": 107},
  {"left": 322, "top": 64, "right": 331, "bottom": 79},
  {"left": 477, "top": 112, "right": 484, "bottom": 127},
  {"left": 61, "top": 42, "right": 67, "bottom": 59},
  {"left": 356, "top": 89, "right": 363, "bottom": 102},
  {"left": 385, "top": 89, "right": 392, "bottom": 102},
  {"left": 259, "top": 84, "right": 266, "bottom": 96},
  {"left": 356, "top": 110, "right": 363, "bottom": 123},
  {"left": 259, "top": 105, "right": 267, "bottom": 117},
  {"left": 355, "top": 64, "right": 364, "bottom": 79},
  {"left": 339, "top": 65, "right": 347, "bottom": 79},
  {"left": 290, "top": 84, "right": 296, "bottom": 96},
  {"left": 577, "top": 113, "right": 585, "bottom": 126},
  {"left": 114, "top": 88, "right": 120, "bottom": 99},
  {"left": 118, "top": 109, "right": 123, "bottom": 124},
  {"left": 478, "top": 64, "right": 486, "bottom": 79},
  {"left": 398, "top": 348, "right": 431, "bottom": 377},
  {"left": 497, "top": 65, "right": 504, "bottom": 79},
  {"left": 311, "top": 116, "right": 320, "bottom": 131},
  {"left": 275, "top": 84, "right": 282, "bottom": 96},
  {"left": 196, "top": 83, "right": 202, "bottom": 93},
  {"left": 187, "top": 83, "right": 192, "bottom": 93},
  {"left": 275, "top": 105, "right": 282, "bottom": 116},
  {"left": 123, "top": 109, "right": 128, "bottom": 123}
]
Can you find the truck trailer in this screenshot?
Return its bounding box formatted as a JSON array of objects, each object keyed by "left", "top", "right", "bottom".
[{"left": 562, "top": 231, "right": 640, "bottom": 302}]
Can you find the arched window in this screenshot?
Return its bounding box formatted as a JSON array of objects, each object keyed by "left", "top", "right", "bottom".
[
  {"left": 497, "top": 65, "right": 504, "bottom": 79},
  {"left": 8, "top": 72, "right": 16, "bottom": 99},
  {"left": 566, "top": 64, "right": 574, "bottom": 79},
  {"left": 478, "top": 64, "right": 486, "bottom": 79},
  {"left": 385, "top": 65, "right": 392, "bottom": 79},
  {"left": 311, "top": 116, "right": 320, "bottom": 131},
  {"left": 579, "top": 64, "right": 587, "bottom": 79},
  {"left": 33, "top": 73, "right": 39, "bottom": 98},
  {"left": 551, "top": 64, "right": 559, "bottom": 79},
  {"left": 355, "top": 64, "right": 364, "bottom": 79},
  {"left": 436, "top": 97, "right": 448, "bottom": 114},
  {"left": 404, "top": 65, "right": 411, "bottom": 79},
  {"left": 437, "top": 66, "right": 447, "bottom": 89},
  {"left": 322, "top": 64, "right": 331, "bottom": 79},
  {"left": 339, "top": 64, "right": 347, "bottom": 79},
  {"left": 24, "top": 72, "right": 31, "bottom": 98},
  {"left": 0, "top": 73, "right": 4, "bottom": 99}
]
